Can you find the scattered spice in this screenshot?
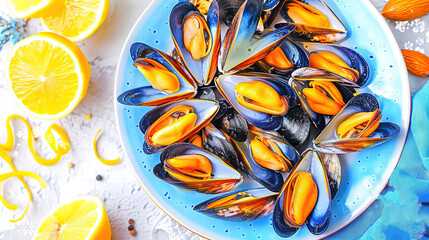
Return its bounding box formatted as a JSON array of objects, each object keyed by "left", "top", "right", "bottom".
[
  {"left": 96, "top": 175, "right": 103, "bottom": 181},
  {"left": 93, "top": 129, "right": 120, "bottom": 165},
  {"left": 130, "top": 229, "right": 136, "bottom": 236},
  {"left": 85, "top": 114, "right": 92, "bottom": 120},
  {"left": 67, "top": 162, "right": 74, "bottom": 169},
  {"left": 128, "top": 225, "right": 134, "bottom": 231},
  {"left": 129, "top": 219, "right": 135, "bottom": 225},
  {"left": 33, "top": 137, "right": 39, "bottom": 142}
]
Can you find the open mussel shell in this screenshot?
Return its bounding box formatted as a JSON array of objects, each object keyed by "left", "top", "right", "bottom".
[
  {"left": 216, "top": 72, "right": 297, "bottom": 131},
  {"left": 273, "top": 150, "right": 331, "bottom": 237},
  {"left": 229, "top": 128, "right": 300, "bottom": 192},
  {"left": 314, "top": 93, "right": 400, "bottom": 154},
  {"left": 302, "top": 43, "right": 370, "bottom": 86},
  {"left": 140, "top": 99, "right": 219, "bottom": 154},
  {"left": 193, "top": 188, "right": 278, "bottom": 221},
  {"left": 278, "top": 0, "right": 346, "bottom": 42},
  {"left": 290, "top": 70, "right": 355, "bottom": 130},
  {"left": 202, "top": 123, "right": 243, "bottom": 170},
  {"left": 277, "top": 104, "right": 311, "bottom": 147},
  {"left": 219, "top": 0, "right": 295, "bottom": 74},
  {"left": 320, "top": 153, "right": 341, "bottom": 199},
  {"left": 154, "top": 143, "right": 243, "bottom": 194},
  {"left": 256, "top": 38, "right": 310, "bottom": 76},
  {"left": 170, "top": 1, "right": 221, "bottom": 85},
  {"left": 249, "top": 126, "right": 300, "bottom": 168},
  {"left": 118, "top": 43, "right": 197, "bottom": 106}
]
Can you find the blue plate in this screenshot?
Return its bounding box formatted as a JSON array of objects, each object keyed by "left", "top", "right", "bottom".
[{"left": 114, "top": 1, "right": 410, "bottom": 239}]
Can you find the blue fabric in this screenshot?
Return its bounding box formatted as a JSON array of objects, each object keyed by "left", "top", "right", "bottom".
[{"left": 328, "top": 82, "right": 429, "bottom": 239}]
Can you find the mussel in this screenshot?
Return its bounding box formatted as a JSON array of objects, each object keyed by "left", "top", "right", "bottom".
[
  {"left": 139, "top": 99, "right": 219, "bottom": 154},
  {"left": 154, "top": 143, "right": 243, "bottom": 193},
  {"left": 273, "top": 150, "right": 331, "bottom": 237},
  {"left": 278, "top": 0, "right": 347, "bottom": 42},
  {"left": 256, "top": 38, "right": 310, "bottom": 75},
  {"left": 194, "top": 188, "right": 278, "bottom": 221},
  {"left": 302, "top": 43, "right": 370, "bottom": 86},
  {"left": 117, "top": 43, "right": 197, "bottom": 106},
  {"left": 216, "top": 72, "right": 297, "bottom": 131},
  {"left": 170, "top": 0, "right": 221, "bottom": 85},
  {"left": 291, "top": 67, "right": 356, "bottom": 130},
  {"left": 229, "top": 127, "right": 299, "bottom": 192},
  {"left": 218, "top": 0, "right": 295, "bottom": 73},
  {"left": 314, "top": 93, "right": 400, "bottom": 154}
]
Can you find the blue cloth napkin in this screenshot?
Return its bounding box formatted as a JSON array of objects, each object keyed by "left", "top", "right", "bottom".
[{"left": 327, "top": 81, "right": 429, "bottom": 239}]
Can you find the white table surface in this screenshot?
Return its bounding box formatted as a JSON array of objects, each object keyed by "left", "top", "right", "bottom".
[{"left": 0, "top": 0, "right": 427, "bottom": 239}]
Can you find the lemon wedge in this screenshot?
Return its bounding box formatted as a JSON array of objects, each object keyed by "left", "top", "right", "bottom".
[
  {"left": 40, "top": 0, "right": 109, "bottom": 41},
  {"left": 33, "top": 196, "right": 111, "bottom": 240},
  {"left": 6, "top": 0, "right": 60, "bottom": 19},
  {"left": 5, "top": 32, "right": 90, "bottom": 120}
]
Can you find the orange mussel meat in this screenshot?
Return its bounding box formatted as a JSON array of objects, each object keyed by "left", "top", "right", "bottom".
[
  {"left": 164, "top": 154, "right": 212, "bottom": 182},
  {"left": 337, "top": 109, "right": 381, "bottom": 139},
  {"left": 250, "top": 137, "right": 292, "bottom": 171},
  {"left": 183, "top": 13, "right": 212, "bottom": 60},
  {"left": 302, "top": 81, "right": 345, "bottom": 115},
  {"left": 283, "top": 172, "right": 318, "bottom": 226},
  {"left": 134, "top": 58, "right": 180, "bottom": 93},
  {"left": 235, "top": 81, "right": 288, "bottom": 115},
  {"left": 286, "top": 0, "right": 331, "bottom": 28},
  {"left": 147, "top": 105, "right": 197, "bottom": 146},
  {"left": 310, "top": 51, "right": 359, "bottom": 82}
]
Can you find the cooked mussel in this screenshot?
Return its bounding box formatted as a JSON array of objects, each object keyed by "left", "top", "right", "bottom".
[
  {"left": 279, "top": 0, "right": 347, "bottom": 42},
  {"left": 140, "top": 99, "right": 219, "bottom": 154},
  {"left": 314, "top": 93, "right": 400, "bottom": 154},
  {"left": 273, "top": 150, "right": 331, "bottom": 237},
  {"left": 117, "top": 43, "right": 197, "bottom": 106},
  {"left": 228, "top": 127, "right": 299, "bottom": 192},
  {"left": 194, "top": 188, "right": 277, "bottom": 221},
  {"left": 291, "top": 68, "right": 355, "bottom": 130},
  {"left": 170, "top": 0, "right": 221, "bottom": 85},
  {"left": 249, "top": 126, "right": 299, "bottom": 172},
  {"left": 216, "top": 72, "right": 297, "bottom": 131},
  {"left": 256, "top": 38, "right": 310, "bottom": 75},
  {"left": 154, "top": 143, "right": 243, "bottom": 193},
  {"left": 219, "top": 0, "right": 295, "bottom": 73},
  {"left": 302, "top": 43, "right": 370, "bottom": 86}
]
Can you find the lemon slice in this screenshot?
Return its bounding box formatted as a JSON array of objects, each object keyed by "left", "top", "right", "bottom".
[
  {"left": 6, "top": 0, "right": 59, "bottom": 19},
  {"left": 5, "top": 32, "right": 90, "bottom": 120},
  {"left": 33, "top": 196, "right": 111, "bottom": 240},
  {"left": 40, "top": 0, "right": 109, "bottom": 41}
]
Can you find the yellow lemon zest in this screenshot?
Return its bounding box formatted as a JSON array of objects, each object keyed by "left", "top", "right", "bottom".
[
  {"left": 93, "top": 129, "right": 120, "bottom": 165},
  {"left": 0, "top": 114, "right": 70, "bottom": 222}
]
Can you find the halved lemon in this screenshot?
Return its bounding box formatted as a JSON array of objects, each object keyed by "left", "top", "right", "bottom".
[
  {"left": 40, "top": 0, "right": 109, "bottom": 42},
  {"left": 33, "top": 196, "right": 111, "bottom": 240},
  {"left": 5, "top": 32, "right": 90, "bottom": 120},
  {"left": 6, "top": 0, "right": 60, "bottom": 19}
]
